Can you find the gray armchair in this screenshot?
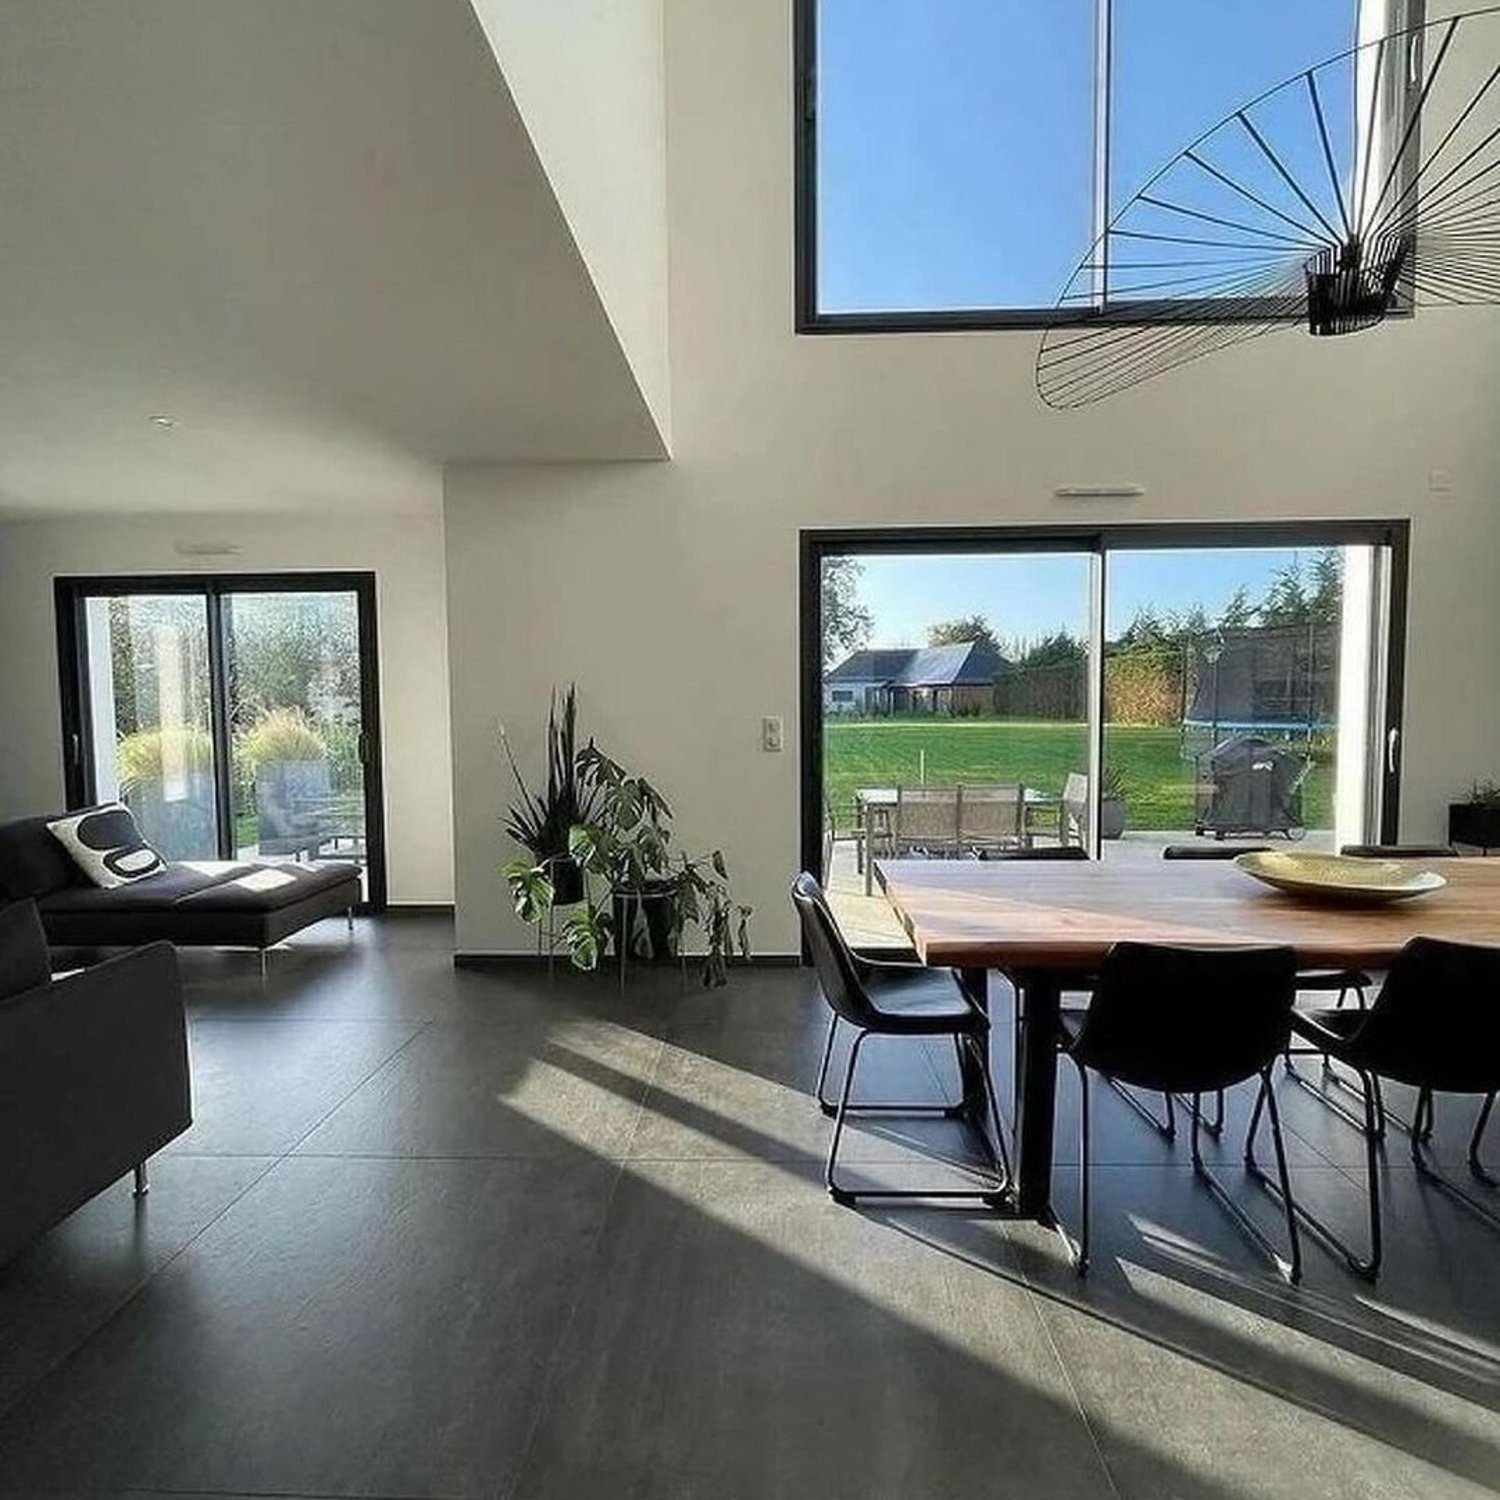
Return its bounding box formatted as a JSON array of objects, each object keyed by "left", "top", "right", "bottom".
[{"left": 0, "top": 900, "right": 191, "bottom": 1265}]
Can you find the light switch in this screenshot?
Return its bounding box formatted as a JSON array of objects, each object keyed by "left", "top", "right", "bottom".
[{"left": 761, "top": 716, "right": 784, "bottom": 753}]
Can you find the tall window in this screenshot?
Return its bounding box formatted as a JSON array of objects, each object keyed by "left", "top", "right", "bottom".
[{"left": 798, "top": 0, "right": 1404, "bottom": 328}]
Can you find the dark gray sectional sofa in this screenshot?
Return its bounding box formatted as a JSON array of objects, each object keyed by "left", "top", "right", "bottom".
[
  {"left": 0, "top": 898, "right": 191, "bottom": 1264},
  {"left": 0, "top": 812, "right": 362, "bottom": 957}
]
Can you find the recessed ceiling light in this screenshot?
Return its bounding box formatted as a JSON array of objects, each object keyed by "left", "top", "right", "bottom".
[{"left": 148, "top": 414, "right": 176, "bottom": 428}]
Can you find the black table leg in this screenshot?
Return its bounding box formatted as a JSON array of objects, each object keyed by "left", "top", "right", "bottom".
[{"left": 1012, "top": 969, "right": 1061, "bottom": 1222}]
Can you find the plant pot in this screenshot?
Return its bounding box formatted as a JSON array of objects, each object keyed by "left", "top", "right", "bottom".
[
  {"left": 542, "top": 854, "right": 585, "bottom": 907},
  {"left": 1100, "top": 798, "right": 1128, "bottom": 841},
  {"left": 611, "top": 881, "right": 680, "bottom": 962},
  {"left": 1449, "top": 802, "right": 1500, "bottom": 851}
]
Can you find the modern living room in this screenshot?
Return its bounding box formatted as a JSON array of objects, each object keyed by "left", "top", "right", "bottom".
[{"left": 3, "top": 2, "right": 1500, "bottom": 1498}]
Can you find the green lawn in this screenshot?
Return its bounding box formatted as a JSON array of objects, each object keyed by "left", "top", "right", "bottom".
[{"left": 823, "top": 719, "right": 1332, "bottom": 833}]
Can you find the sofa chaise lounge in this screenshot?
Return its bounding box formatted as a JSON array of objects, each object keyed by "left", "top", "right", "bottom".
[{"left": 0, "top": 812, "right": 362, "bottom": 968}]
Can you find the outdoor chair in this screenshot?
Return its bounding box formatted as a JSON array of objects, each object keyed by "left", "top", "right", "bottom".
[
  {"left": 1264, "top": 937, "right": 1500, "bottom": 1280},
  {"left": 1061, "top": 772, "right": 1089, "bottom": 847},
  {"left": 790, "top": 872, "right": 1009, "bottom": 1207},
  {"left": 891, "top": 785, "right": 962, "bottom": 859},
  {"left": 822, "top": 792, "right": 866, "bottom": 885},
  {"left": 958, "top": 783, "right": 1025, "bottom": 854},
  {"left": 1058, "top": 942, "right": 1302, "bottom": 1282}
]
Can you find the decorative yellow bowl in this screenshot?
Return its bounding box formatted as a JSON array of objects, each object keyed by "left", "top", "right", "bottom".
[{"left": 1234, "top": 851, "right": 1447, "bottom": 905}]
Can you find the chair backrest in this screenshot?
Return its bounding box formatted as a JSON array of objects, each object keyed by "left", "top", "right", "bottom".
[
  {"left": 959, "top": 784, "right": 1023, "bottom": 843},
  {"left": 894, "top": 785, "right": 960, "bottom": 847},
  {"left": 789, "top": 872, "right": 878, "bottom": 1028},
  {"left": 1340, "top": 843, "right": 1458, "bottom": 859},
  {"left": 1346, "top": 937, "right": 1500, "bottom": 1093},
  {"left": 981, "top": 844, "right": 1089, "bottom": 862},
  {"left": 1161, "top": 843, "right": 1272, "bottom": 860},
  {"left": 1061, "top": 772, "right": 1089, "bottom": 845},
  {"left": 1071, "top": 942, "right": 1298, "bottom": 1093}
]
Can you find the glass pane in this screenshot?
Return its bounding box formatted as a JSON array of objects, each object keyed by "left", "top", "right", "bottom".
[
  {"left": 1100, "top": 546, "right": 1378, "bottom": 862},
  {"left": 820, "top": 551, "right": 1094, "bottom": 943},
  {"left": 1110, "top": 0, "right": 1361, "bottom": 219},
  {"left": 816, "top": 0, "right": 1096, "bottom": 313},
  {"left": 225, "top": 591, "right": 368, "bottom": 895},
  {"left": 84, "top": 594, "right": 219, "bottom": 860}
]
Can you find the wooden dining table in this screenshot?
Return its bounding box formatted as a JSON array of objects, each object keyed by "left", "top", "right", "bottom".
[{"left": 875, "top": 855, "right": 1500, "bottom": 1222}]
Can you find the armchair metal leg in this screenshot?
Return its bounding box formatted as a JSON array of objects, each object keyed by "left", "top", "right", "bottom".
[
  {"left": 1249, "top": 1066, "right": 1381, "bottom": 1280},
  {"left": 1175, "top": 1088, "right": 1224, "bottom": 1137},
  {"left": 132, "top": 1163, "right": 149, "bottom": 1198},
  {"left": 1409, "top": 1091, "right": 1500, "bottom": 1231},
  {"left": 259, "top": 948, "right": 268, "bottom": 980},
  {"left": 825, "top": 1027, "right": 1008, "bottom": 1207},
  {"left": 1189, "top": 1074, "right": 1301, "bottom": 1283},
  {"left": 1285, "top": 1047, "right": 1388, "bottom": 1140},
  {"left": 346, "top": 906, "right": 355, "bottom": 934}
]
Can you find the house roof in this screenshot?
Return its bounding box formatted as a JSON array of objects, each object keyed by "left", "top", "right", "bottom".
[{"left": 827, "top": 641, "right": 1005, "bottom": 688}]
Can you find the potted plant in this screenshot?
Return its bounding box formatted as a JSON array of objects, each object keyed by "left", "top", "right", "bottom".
[
  {"left": 238, "top": 708, "right": 331, "bottom": 858},
  {"left": 117, "top": 723, "right": 217, "bottom": 859},
  {"left": 1100, "top": 765, "right": 1128, "bottom": 841},
  {"left": 505, "top": 741, "right": 752, "bottom": 986},
  {"left": 1450, "top": 780, "right": 1500, "bottom": 852},
  {"left": 499, "top": 686, "right": 596, "bottom": 906}
]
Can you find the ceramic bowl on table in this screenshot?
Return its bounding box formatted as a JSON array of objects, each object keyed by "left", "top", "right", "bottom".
[{"left": 1234, "top": 851, "right": 1448, "bottom": 906}]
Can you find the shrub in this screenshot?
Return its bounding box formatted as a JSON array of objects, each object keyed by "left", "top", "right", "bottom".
[
  {"left": 116, "top": 724, "right": 214, "bottom": 790},
  {"left": 238, "top": 707, "right": 327, "bottom": 770}
]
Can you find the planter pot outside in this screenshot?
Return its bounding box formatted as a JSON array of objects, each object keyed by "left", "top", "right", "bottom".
[
  {"left": 542, "top": 854, "right": 585, "bottom": 907},
  {"left": 124, "top": 772, "right": 217, "bottom": 861},
  {"left": 1100, "top": 798, "right": 1128, "bottom": 841},
  {"left": 1449, "top": 802, "right": 1500, "bottom": 851},
  {"left": 611, "top": 882, "right": 680, "bottom": 962},
  {"left": 256, "top": 758, "right": 332, "bottom": 855}
]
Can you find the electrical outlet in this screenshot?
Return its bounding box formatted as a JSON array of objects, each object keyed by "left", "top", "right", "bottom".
[{"left": 761, "top": 715, "right": 784, "bottom": 753}]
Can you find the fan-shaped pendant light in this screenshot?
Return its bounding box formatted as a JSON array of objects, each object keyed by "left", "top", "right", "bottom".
[{"left": 1037, "top": 6, "right": 1500, "bottom": 408}]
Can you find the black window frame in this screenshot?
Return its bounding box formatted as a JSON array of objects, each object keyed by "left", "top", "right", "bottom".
[
  {"left": 54, "top": 570, "right": 389, "bottom": 913},
  {"left": 794, "top": 0, "right": 1424, "bottom": 334},
  {"left": 798, "top": 519, "right": 1410, "bottom": 884}
]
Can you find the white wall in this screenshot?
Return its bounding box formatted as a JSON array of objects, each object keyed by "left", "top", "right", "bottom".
[
  {"left": 469, "top": 0, "right": 672, "bottom": 440},
  {"left": 0, "top": 513, "right": 454, "bottom": 905},
  {"left": 444, "top": 0, "right": 1500, "bottom": 956}
]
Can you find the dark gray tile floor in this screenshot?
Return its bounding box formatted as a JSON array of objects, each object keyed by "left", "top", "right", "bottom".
[{"left": 2, "top": 915, "right": 1498, "bottom": 1499}]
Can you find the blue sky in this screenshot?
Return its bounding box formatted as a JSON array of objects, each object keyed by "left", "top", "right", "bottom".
[
  {"left": 853, "top": 547, "right": 1324, "bottom": 647},
  {"left": 817, "top": 0, "right": 1360, "bottom": 312}
]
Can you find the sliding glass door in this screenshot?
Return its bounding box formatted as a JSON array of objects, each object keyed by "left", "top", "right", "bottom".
[
  {"left": 57, "top": 573, "right": 386, "bottom": 909},
  {"left": 801, "top": 524, "right": 1407, "bottom": 934}
]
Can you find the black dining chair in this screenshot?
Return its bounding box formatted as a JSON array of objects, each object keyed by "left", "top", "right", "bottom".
[
  {"left": 1058, "top": 942, "right": 1302, "bottom": 1282},
  {"left": 1339, "top": 843, "right": 1459, "bottom": 859},
  {"left": 1256, "top": 936, "right": 1500, "bottom": 1280},
  {"left": 1285, "top": 846, "right": 1458, "bottom": 1131},
  {"left": 790, "top": 872, "right": 1010, "bottom": 1207}
]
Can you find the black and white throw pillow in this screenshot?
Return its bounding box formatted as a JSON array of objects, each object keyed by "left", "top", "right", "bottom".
[{"left": 47, "top": 804, "right": 166, "bottom": 889}]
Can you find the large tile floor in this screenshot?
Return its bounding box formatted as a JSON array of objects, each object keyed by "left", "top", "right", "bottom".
[{"left": 1, "top": 915, "right": 1498, "bottom": 1499}]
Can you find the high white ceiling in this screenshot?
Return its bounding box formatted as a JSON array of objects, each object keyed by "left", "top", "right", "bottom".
[{"left": 0, "top": 0, "right": 667, "bottom": 516}]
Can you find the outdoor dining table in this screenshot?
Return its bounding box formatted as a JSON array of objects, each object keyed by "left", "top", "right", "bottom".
[
  {"left": 874, "top": 855, "right": 1500, "bottom": 1222},
  {"left": 854, "top": 785, "right": 1062, "bottom": 893}
]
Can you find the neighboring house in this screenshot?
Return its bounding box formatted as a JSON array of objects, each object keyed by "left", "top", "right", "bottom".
[{"left": 824, "top": 642, "right": 1007, "bottom": 716}]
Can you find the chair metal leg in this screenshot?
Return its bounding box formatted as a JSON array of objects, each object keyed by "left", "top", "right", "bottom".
[
  {"left": 346, "top": 905, "right": 355, "bottom": 934},
  {"left": 824, "top": 1027, "right": 1008, "bottom": 1207},
  {"left": 132, "top": 1162, "right": 149, "bottom": 1198},
  {"left": 1285, "top": 1047, "right": 1388, "bottom": 1141},
  {"left": 1410, "top": 1091, "right": 1500, "bottom": 1232},
  {"left": 1250, "top": 1066, "right": 1381, "bottom": 1280},
  {"left": 814, "top": 1013, "right": 967, "bottom": 1119},
  {"left": 259, "top": 948, "right": 268, "bottom": 980},
  {"left": 1176, "top": 1087, "right": 1223, "bottom": 1137},
  {"left": 1191, "top": 1073, "right": 1301, "bottom": 1283},
  {"left": 1106, "top": 1077, "right": 1175, "bottom": 1139},
  {"left": 1471, "top": 1093, "right": 1497, "bottom": 1184}
]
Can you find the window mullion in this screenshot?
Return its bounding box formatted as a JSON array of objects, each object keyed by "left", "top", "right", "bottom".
[{"left": 1092, "top": 0, "right": 1115, "bottom": 309}]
